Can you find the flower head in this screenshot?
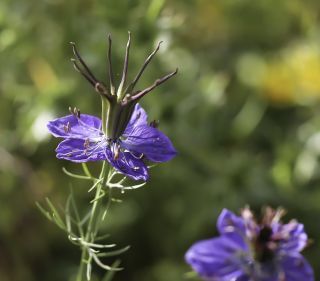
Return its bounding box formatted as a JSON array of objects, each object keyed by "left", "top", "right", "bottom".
[
  {"left": 48, "top": 33, "right": 177, "bottom": 181},
  {"left": 70, "top": 33, "right": 177, "bottom": 140},
  {"left": 185, "top": 207, "right": 314, "bottom": 281},
  {"left": 47, "top": 104, "right": 176, "bottom": 181}
]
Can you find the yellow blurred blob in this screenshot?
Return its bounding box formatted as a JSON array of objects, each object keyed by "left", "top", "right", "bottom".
[
  {"left": 261, "top": 43, "right": 320, "bottom": 104},
  {"left": 28, "top": 57, "right": 58, "bottom": 92}
]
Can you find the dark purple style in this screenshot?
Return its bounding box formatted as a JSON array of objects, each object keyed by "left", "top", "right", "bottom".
[
  {"left": 185, "top": 207, "right": 314, "bottom": 281},
  {"left": 47, "top": 104, "right": 176, "bottom": 181}
]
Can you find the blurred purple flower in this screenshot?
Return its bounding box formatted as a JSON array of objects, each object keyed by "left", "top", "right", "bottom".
[
  {"left": 47, "top": 104, "right": 176, "bottom": 181},
  {"left": 185, "top": 207, "right": 314, "bottom": 281}
]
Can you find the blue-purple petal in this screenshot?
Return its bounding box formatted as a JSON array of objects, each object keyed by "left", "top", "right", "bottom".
[
  {"left": 105, "top": 149, "right": 149, "bottom": 181},
  {"left": 277, "top": 222, "right": 308, "bottom": 254},
  {"left": 185, "top": 236, "right": 247, "bottom": 281},
  {"left": 122, "top": 125, "right": 176, "bottom": 162},
  {"left": 47, "top": 114, "right": 102, "bottom": 139},
  {"left": 281, "top": 255, "right": 314, "bottom": 281},
  {"left": 56, "top": 138, "right": 107, "bottom": 162},
  {"left": 186, "top": 208, "right": 314, "bottom": 281},
  {"left": 124, "top": 104, "right": 148, "bottom": 136},
  {"left": 235, "top": 275, "right": 250, "bottom": 281},
  {"left": 217, "top": 209, "right": 247, "bottom": 238}
]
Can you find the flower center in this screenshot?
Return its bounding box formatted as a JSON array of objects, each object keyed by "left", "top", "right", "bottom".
[{"left": 254, "top": 226, "right": 275, "bottom": 263}]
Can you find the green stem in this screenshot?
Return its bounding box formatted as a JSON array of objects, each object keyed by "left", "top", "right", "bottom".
[
  {"left": 82, "top": 163, "right": 93, "bottom": 178},
  {"left": 76, "top": 248, "right": 87, "bottom": 281},
  {"left": 76, "top": 97, "right": 110, "bottom": 281},
  {"left": 87, "top": 162, "right": 108, "bottom": 238},
  {"left": 76, "top": 162, "right": 109, "bottom": 281}
]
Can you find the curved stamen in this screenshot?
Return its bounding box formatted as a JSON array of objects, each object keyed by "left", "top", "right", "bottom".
[
  {"left": 85, "top": 139, "right": 108, "bottom": 157},
  {"left": 58, "top": 138, "right": 108, "bottom": 160},
  {"left": 123, "top": 135, "right": 154, "bottom": 140},
  {"left": 110, "top": 142, "right": 121, "bottom": 160},
  {"left": 74, "top": 118, "right": 103, "bottom": 136},
  {"left": 66, "top": 110, "right": 104, "bottom": 136},
  {"left": 127, "top": 150, "right": 144, "bottom": 160},
  {"left": 122, "top": 151, "right": 140, "bottom": 171}
]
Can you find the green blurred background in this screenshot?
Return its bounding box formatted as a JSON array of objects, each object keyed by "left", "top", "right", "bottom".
[{"left": 1, "top": 0, "right": 320, "bottom": 280}]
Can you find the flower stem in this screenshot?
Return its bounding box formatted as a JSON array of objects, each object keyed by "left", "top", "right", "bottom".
[
  {"left": 76, "top": 161, "right": 109, "bottom": 281},
  {"left": 76, "top": 97, "right": 111, "bottom": 281},
  {"left": 76, "top": 247, "right": 87, "bottom": 281}
]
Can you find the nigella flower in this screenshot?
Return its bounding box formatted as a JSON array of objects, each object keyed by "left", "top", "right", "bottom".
[
  {"left": 47, "top": 104, "right": 176, "bottom": 181},
  {"left": 185, "top": 207, "right": 314, "bottom": 281},
  {"left": 47, "top": 33, "right": 177, "bottom": 181}
]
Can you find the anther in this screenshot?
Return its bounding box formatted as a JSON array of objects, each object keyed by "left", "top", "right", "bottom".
[
  {"left": 84, "top": 139, "right": 90, "bottom": 149},
  {"left": 72, "top": 107, "right": 81, "bottom": 118},
  {"left": 113, "top": 146, "right": 120, "bottom": 160},
  {"left": 95, "top": 82, "right": 102, "bottom": 92},
  {"left": 112, "top": 143, "right": 121, "bottom": 160},
  {"left": 122, "top": 94, "right": 131, "bottom": 103},
  {"left": 94, "top": 82, "right": 109, "bottom": 97},
  {"left": 69, "top": 106, "right": 80, "bottom": 118},
  {"left": 64, "top": 122, "right": 71, "bottom": 133},
  {"left": 149, "top": 120, "right": 159, "bottom": 128}
]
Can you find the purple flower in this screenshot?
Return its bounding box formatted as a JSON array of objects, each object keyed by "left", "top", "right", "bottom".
[
  {"left": 69, "top": 33, "right": 177, "bottom": 141},
  {"left": 185, "top": 207, "right": 314, "bottom": 281},
  {"left": 48, "top": 34, "right": 177, "bottom": 180},
  {"left": 47, "top": 104, "right": 176, "bottom": 181}
]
